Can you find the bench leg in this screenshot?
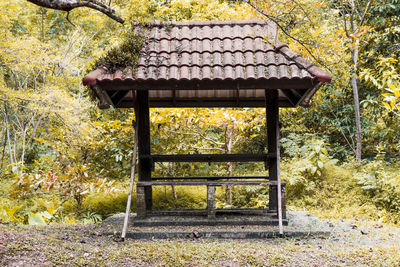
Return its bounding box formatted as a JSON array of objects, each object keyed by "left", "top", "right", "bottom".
[
  {"left": 269, "top": 184, "right": 277, "bottom": 212},
  {"left": 281, "top": 183, "right": 286, "bottom": 219},
  {"left": 207, "top": 185, "right": 216, "bottom": 219},
  {"left": 136, "top": 186, "right": 146, "bottom": 218},
  {"left": 268, "top": 184, "right": 286, "bottom": 219}
]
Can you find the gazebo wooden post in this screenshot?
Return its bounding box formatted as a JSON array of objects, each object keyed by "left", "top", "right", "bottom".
[
  {"left": 266, "top": 89, "right": 279, "bottom": 212},
  {"left": 136, "top": 90, "right": 152, "bottom": 217}
]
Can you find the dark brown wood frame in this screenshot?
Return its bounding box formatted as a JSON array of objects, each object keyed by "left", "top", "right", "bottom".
[{"left": 135, "top": 89, "right": 285, "bottom": 219}]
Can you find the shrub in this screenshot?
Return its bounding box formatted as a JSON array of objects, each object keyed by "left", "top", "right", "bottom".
[
  {"left": 152, "top": 186, "right": 207, "bottom": 209},
  {"left": 355, "top": 160, "right": 400, "bottom": 222},
  {"left": 83, "top": 191, "right": 129, "bottom": 219}
]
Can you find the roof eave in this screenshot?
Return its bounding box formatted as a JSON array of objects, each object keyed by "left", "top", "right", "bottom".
[
  {"left": 274, "top": 41, "right": 332, "bottom": 84},
  {"left": 82, "top": 66, "right": 108, "bottom": 86}
]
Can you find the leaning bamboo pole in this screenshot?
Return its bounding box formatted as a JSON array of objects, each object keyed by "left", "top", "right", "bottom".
[
  {"left": 121, "top": 120, "right": 138, "bottom": 240},
  {"left": 121, "top": 91, "right": 138, "bottom": 241}
]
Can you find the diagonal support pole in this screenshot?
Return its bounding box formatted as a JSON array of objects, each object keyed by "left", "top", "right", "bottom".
[{"left": 121, "top": 90, "right": 137, "bottom": 240}]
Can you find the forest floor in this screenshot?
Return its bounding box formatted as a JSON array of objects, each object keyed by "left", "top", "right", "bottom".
[{"left": 1, "top": 217, "right": 400, "bottom": 266}]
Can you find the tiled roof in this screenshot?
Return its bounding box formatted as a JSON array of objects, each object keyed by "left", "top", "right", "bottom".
[{"left": 83, "top": 20, "right": 331, "bottom": 108}]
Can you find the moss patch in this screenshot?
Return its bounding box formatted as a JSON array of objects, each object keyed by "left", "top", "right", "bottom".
[{"left": 94, "top": 31, "right": 147, "bottom": 74}]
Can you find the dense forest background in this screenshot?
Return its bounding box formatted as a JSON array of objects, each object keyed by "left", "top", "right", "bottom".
[{"left": 0, "top": 0, "right": 399, "bottom": 225}]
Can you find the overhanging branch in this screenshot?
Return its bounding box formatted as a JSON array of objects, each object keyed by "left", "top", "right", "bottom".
[{"left": 27, "top": 0, "right": 124, "bottom": 24}]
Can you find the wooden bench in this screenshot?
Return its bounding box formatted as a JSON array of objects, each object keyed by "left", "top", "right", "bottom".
[{"left": 136, "top": 178, "right": 286, "bottom": 219}]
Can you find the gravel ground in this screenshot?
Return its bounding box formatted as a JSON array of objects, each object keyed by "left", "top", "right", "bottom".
[{"left": 1, "top": 213, "right": 400, "bottom": 266}]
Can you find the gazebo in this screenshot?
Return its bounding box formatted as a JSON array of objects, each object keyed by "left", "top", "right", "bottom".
[{"left": 83, "top": 20, "right": 331, "bottom": 226}]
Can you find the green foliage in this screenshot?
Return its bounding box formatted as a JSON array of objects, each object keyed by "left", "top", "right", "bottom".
[
  {"left": 81, "top": 210, "right": 102, "bottom": 224},
  {"left": 1, "top": 0, "right": 400, "bottom": 226},
  {"left": 153, "top": 186, "right": 207, "bottom": 209},
  {"left": 148, "top": 0, "right": 253, "bottom": 21},
  {"left": 284, "top": 160, "right": 379, "bottom": 220},
  {"left": 281, "top": 157, "right": 400, "bottom": 223},
  {"left": 28, "top": 211, "right": 52, "bottom": 226},
  {"left": 382, "top": 84, "right": 400, "bottom": 117},
  {"left": 83, "top": 190, "right": 128, "bottom": 218},
  {"left": 306, "top": 140, "right": 330, "bottom": 176},
  {"left": 12, "top": 162, "right": 118, "bottom": 211},
  {"left": 89, "top": 118, "right": 135, "bottom": 180},
  {"left": 0, "top": 204, "right": 23, "bottom": 224},
  {"left": 355, "top": 160, "right": 400, "bottom": 222}
]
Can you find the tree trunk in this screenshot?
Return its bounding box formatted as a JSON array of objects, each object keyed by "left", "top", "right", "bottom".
[
  {"left": 74, "top": 194, "right": 82, "bottom": 213},
  {"left": 3, "top": 106, "right": 14, "bottom": 166},
  {"left": 351, "top": 44, "right": 362, "bottom": 161},
  {"left": 171, "top": 186, "right": 177, "bottom": 201},
  {"left": 226, "top": 125, "right": 234, "bottom": 205},
  {"left": 170, "top": 162, "right": 178, "bottom": 201}
]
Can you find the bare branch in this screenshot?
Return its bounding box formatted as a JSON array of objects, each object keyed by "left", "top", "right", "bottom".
[
  {"left": 290, "top": 0, "right": 314, "bottom": 26},
  {"left": 66, "top": 11, "right": 76, "bottom": 27},
  {"left": 350, "top": 0, "right": 355, "bottom": 32},
  {"left": 330, "top": 110, "right": 356, "bottom": 154},
  {"left": 53, "top": 196, "right": 73, "bottom": 215},
  {"left": 27, "top": 0, "right": 124, "bottom": 24},
  {"left": 339, "top": 0, "right": 350, "bottom": 37},
  {"left": 188, "top": 146, "right": 225, "bottom": 152},
  {"left": 356, "top": 0, "right": 372, "bottom": 31},
  {"left": 28, "top": 114, "right": 45, "bottom": 146}
]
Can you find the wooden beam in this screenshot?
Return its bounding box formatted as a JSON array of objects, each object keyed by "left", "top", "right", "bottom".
[
  {"left": 92, "top": 84, "right": 113, "bottom": 109},
  {"left": 137, "top": 180, "right": 284, "bottom": 186},
  {"left": 152, "top": 176, "right": 269, "bottom": 180},
  {"left": 116, "top": 98, "right": 296, "bottom": 108},
  {"left": 136, "top": 90, "right": 152, "bottom": 214},
  {"left": 146, "top": 153, "right": 275, "bottom": 162},
  {"left": 98, "top": 78, "right": 317, "bottom": 91},
  {"left": 147, "top": 208, "right": 276, "bottom": 216},
  {"left": 298, "top": 82, "right": 323, "bottom": 107},
  {"left": 280, "top": 89, "right": 300, "bottom": 106},
  {"left": 111, "top": 90, "right": 129, "bottom": 107},
  {"left": 172, "top": 89, "right": 176, "bottom": 106}
]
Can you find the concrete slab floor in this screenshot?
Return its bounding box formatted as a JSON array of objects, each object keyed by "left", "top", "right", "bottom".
[{"left": 101, "top": 211, "right": 331, "bottom": 239}]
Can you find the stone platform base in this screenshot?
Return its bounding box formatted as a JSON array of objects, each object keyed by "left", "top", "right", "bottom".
[
  {"left": 123, "top": 230, "right": 329, "bottom": 239},
  {"left": 133, "top": 212, "right": 288, "bottom": 227},
  {"left": 102, "top": 211, "right": 331, "bottom": 239}
]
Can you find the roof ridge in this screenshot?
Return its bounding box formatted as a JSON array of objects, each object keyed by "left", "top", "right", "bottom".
[
  {"left": 135, "top": 62, "right": 299, "bottom": 68},
  {"left": 146, "top": 49, "right": 276, "bottom": 54},
  {"left": 134, "top": 20, "right": 274, "bottom": 27},
  {"left": 151, "top": 35, "right": 269, "bottom": 42}
]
